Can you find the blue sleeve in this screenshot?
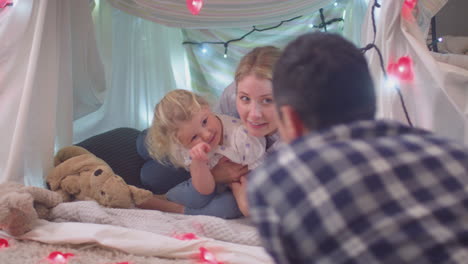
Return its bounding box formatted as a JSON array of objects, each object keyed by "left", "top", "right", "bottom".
[{"left": 136, "top": 129, "right": 152, "bottom": 160}]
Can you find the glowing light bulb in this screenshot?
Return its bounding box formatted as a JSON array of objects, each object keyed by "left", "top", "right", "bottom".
[
  {"left": 223, "top": 54, "right": 227, "bottom": 58},
  {"left": 186, "top": 0, "right": 203, "bottom": 15},
  {"left": 202, "top": 48, "right": 207, "bottom": 54},
  {"left": 334, "top": 2, "right": 338, "bottom": 7},
  {"left": 384, "top": 76, "right": 399, "bottom": 91},
  {"left": 308, "top": 23, "right": 313, "bottom": 28},
  {"left": 47, "top": 251, "right": 75, "bottom": 264},
  {"left": 402, "top": 0, "right": 417, "bottom": 21},
  {"left": 0, "top": 238, "right": 9, "bottom": 248},
  {"left": 0, "top": 0, "right": 13, "bottom": 8},
  {"left": 404, "top": 0, "right": 417, "bottom": 10},
  {"left": 438, "top": 37, "right": 443, "bottom": 42},
  {"left": 387, "top": 56, "right": 414, "bottom": 82},
  {"left": 174, "top": 233, "right": 198, "bottom": 240},
  {"left": 199, "top": 247, "right": 222, "bottom": 264}
]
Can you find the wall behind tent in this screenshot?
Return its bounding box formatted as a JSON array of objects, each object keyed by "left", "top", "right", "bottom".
[{"left": 435, "top": 0, "right": 468, "bottom": 37}]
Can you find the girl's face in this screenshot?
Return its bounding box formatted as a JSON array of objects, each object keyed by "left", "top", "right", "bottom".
[
  {"left": 176, "top": 107, "right": 223, "bottom": 150},
  {"left": 236, "top": 75, "right": 277, "bottom": 137}
]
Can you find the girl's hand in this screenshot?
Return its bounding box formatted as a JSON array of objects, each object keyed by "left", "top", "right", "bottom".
[
  {"left": 211, "top": 156, "right": 249, "bottom": 184},
  {"left": 190, "top": 142, "right": 211, "bottom": 162}
]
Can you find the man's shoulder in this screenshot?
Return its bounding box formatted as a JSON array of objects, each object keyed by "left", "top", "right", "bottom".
[
  {"left": 292, "top": 119, "right": 458, "bottom": 151},
  {"left": 253, "top": 119, "right": 468, "bottom": 184}
]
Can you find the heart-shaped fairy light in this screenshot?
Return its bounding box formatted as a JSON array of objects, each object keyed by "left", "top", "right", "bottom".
[
  {"left": 0, "top": 0, "right": 13, "bottom": 8},
  {"left": 186, "top": 0, "right": 203, "bottom": 15},
  {"left": 47, "top": 251, "right": 75, "bottom": 264},
  {"left": 199, "top": 247, "right": 223, "bottom": 264},
  {"left": 404, "top": 0, "right": 417, "bottom": 10},
  {"left": 387, "top": 56, "right": 414, "bottom": 82},
  {"left": 401, "top": 0, "right": 417, "bottom": 21},
  {"left": 0, "top": 238, "right": 9, "bottom": 248},
  {"left": 174, "top": 233, "right": 198, "bottom": 240}
]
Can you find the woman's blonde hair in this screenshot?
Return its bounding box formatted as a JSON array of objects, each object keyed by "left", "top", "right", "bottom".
[
  {"left": 235, "top": 46, "right": 282, "bottom": 84},
  {"left": 146, "top": 89, "right": 210, "bottom": 168}
]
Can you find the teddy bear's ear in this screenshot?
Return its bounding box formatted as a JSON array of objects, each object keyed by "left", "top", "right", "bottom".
[
  {"left": 54, "top": 146, "right": 92, "bottom": 166},
  {"left": 128, "top": 185, "right": 153, "bottom": 206}
]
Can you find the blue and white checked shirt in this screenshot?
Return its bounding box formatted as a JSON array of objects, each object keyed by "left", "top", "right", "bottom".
[{"left": 248, "top": 120, "right": 468, "bottom": 264}]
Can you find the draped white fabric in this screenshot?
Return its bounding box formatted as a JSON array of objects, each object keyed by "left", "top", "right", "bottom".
[
  {"left": 0, "top": 0, "right": 73, "bottom": 185},
  {"left": 107, "top": 0, "right": 334, "bottom": 29},
  {"left": 72, "top": 0, "right": 188, "bottom": 143},
  {"left": 362, "top": 0, "right": 468, "bottom": 143}
]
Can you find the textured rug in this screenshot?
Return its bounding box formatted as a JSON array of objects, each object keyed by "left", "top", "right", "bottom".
[
  {"left": 0, "top": 235, "right": 192, "bottom": 264},
  {"left": 49, "top": 201, "right": 261, "bottom": 246},
  {"left": 0, "top": 201, "right": 272, "bottom": 264}
]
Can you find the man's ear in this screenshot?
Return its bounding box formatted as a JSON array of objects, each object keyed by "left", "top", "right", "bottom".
[{"left": 278, "top": 105, "right": 307, "bottom": 143}]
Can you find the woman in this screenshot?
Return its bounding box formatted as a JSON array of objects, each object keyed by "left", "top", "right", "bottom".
[
  {"left": 216, "top": 46, "right": 281, "bottom": 216},
  {"left": 138, "top": 46, "right": 282, "bottom": 217}
]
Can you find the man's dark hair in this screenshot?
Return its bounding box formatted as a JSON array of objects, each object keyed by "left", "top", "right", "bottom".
[{"left": 273, "top": 32, "right": 376, "bottom": 131}]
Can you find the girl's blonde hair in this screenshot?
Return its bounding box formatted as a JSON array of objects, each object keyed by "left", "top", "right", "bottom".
[
  {"left": 146, "top": 89, "right": 210, "bottom": 168},
  {"left": 235, "top": 46, "right": 282, "bottom": 84}
]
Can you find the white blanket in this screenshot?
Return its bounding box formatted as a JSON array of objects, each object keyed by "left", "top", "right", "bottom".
[{"left": 19, "top": 201, "right": 273, "bottom": 264}]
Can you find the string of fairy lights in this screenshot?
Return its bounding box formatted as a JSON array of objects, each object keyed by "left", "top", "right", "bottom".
[
  {"left": 183, "top": 15, "right": 304, "bottom": 58},
  {"left": 182, "top": 4, "right": 345, "bottom": 58},
  {"left": 183, "top": 0, "right": 415, "bottom": 127},
  {"left": 360, "top": 0, "right": 413, "bottom": 126}
]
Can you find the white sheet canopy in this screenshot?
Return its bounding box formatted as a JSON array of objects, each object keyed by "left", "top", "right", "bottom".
[
  {"left": 363, "top": 0, "right": 468, "bottom": 142},
  {"left": 1, "top": 0, "right": 468, "bottom": 186},
  {"left": 107, "top": 0, "right": 334, "bottom": 28}
]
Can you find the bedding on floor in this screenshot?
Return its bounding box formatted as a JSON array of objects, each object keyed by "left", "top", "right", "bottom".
[{"left": 10, "top": 201, "right": 273, "bottom": 264}]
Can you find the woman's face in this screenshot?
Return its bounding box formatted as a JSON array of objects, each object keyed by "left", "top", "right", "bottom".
[{"left": 236, "top": 75, "right": 277, "bottom": 137}]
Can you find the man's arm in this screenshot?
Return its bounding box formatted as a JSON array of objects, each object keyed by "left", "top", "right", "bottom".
[{"left": 248, "top": 166, "right": 290, "bottom": 263}]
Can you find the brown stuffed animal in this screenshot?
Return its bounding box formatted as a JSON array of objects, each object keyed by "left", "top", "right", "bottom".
[
  {"left": 46, "top": 146, "right": 152, "bottom": 209},
  {"left": 0, "top": 182, "right": 62, "bottom": 236}
]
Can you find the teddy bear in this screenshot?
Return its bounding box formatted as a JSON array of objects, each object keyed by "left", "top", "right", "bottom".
[
  {"left": 46, "top": 146, "right": 153, "bottom": 209},
  {"left": 0, "top": 182, "right": 63, "bottom": 236}
]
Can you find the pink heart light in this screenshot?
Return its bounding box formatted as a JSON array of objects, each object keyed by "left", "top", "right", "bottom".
[
  {"left": 402, "top": 0, "right": 417, "bottom": 21},
  {"left": 174, "top": 232, "right": 198, "bottom": 240},
  {"left": 186, "top": 0, "right": 203, "bottom": 15},
  {"left": 387, "top": 56, "right": 414, "bottom": 82},
  {"left": 47, "top": 251, "right": 75, "bottom": 264},
  {"left": 0, "top": 238, "right": 9, "bottom": 248},
  {"left": 199, "top": 247, "right": 223, "bottom": 264},
  {"left": 0, "top": 0, "right": 12, "bottom": 8},
  {"left": 404, "top": 0, "right": 417, "bottom": 10}
]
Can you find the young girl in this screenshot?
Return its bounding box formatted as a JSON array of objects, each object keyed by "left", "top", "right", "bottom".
[{"left": 145, "top": 89, "right": 265, "bottom": 218}]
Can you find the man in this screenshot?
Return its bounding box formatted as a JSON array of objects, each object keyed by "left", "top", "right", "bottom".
[{"left": 248, "top": 32, "right": 468, "bottom": 263}]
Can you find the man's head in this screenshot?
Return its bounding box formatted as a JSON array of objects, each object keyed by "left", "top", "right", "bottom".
[{"left": 273, "top": 32, "right": 376, "bottom": 142}]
